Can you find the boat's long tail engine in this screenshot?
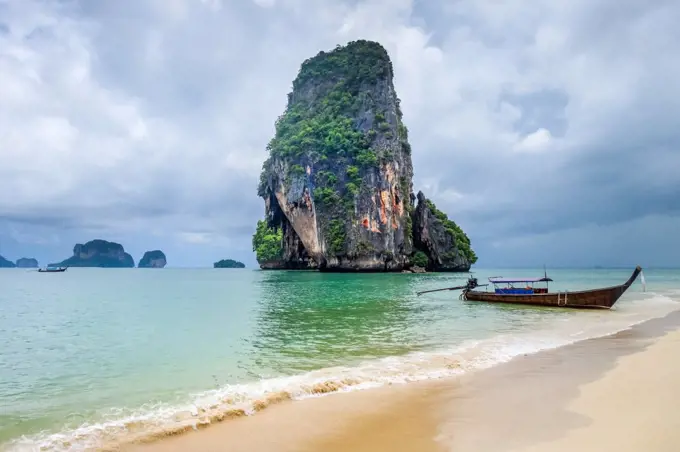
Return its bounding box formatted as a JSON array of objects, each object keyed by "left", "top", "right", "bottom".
[{"left": 459, "top": 276, "right": 478, "bottom": 300}]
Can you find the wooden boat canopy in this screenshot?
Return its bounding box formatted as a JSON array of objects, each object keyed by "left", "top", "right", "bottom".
[
  {"left": 488, "top": 275, "right": 553, "bottom": 295},
  {"left": 488, "top": 277, "right": 553, "bottom": 283}
]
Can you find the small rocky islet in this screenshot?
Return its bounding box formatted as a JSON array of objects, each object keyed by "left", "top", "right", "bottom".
[
  {"left": 51, "top": 239, "right": 136, "bottom": 268},
  {"left": 252, "top": 40, "right": 477, "bottom": 272},
  {"left": 214, "top": 259, "right": 246, "bottom": 268},
  {"left": 0, "top": 256, "right": 40, "bottom": 268},
  {"left": 0, "top": 255, "right": 16, "bottom": 268},
  {"left": 16, "top": 258, "right": 39, "bottom": 268},
  {"left": 138, "top": 250, "right": 167, "bottom": 268}
]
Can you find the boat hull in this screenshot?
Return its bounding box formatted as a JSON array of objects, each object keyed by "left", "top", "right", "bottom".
[{"left": 463, "top": 266, "right": 642, "bottom": 309}]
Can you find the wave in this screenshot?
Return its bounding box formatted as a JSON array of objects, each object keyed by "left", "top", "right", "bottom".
[{"left": 4, "top": 293, "right": 679, "bottom": 452}]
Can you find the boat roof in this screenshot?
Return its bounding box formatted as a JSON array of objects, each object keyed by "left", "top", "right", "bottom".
[{"left": 489, "top": 277, "right": 553, "bottom": 283}]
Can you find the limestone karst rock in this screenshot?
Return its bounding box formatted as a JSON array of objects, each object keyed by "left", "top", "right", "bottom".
[{"left": 254, "top": 40, "right": 476, "bottom": 272}]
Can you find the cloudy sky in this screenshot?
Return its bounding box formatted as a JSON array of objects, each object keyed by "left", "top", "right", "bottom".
[{"left": 0, "top": 0, "right": 678, "bottom": 268}]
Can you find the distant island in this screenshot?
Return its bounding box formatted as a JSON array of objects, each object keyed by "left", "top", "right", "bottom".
[
  {"left": 214, "top": 259, "right": 246, "bottom": 268},
  {"left": 51, "top": 239, "right": 135, "bottom": 268},
  {"left": 16, "top": 258, "right": 39, "bottom": 268},
  {"left": 138, "top": 250, "right": 167, "bottom": 268},
  {"left": 253, "top": 40, "right": 476, "bottom": 272},
  {"left": 0, "top": 255, "right": 15, "bottom": 268}
]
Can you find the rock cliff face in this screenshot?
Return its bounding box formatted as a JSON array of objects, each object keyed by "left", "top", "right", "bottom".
[
  {"left": 256, "top": 40, "right": 414, "bottom": 271},
  {"left": 412, "top": 192, "right": 476, "bottom": 272},
  {"left": 0, "top": 255, "right": 15, "bottom": 268},
  {"left": 55, "top": 239, "right": 135, "bottom": 268},
  {"left": 16, "top": 257, "right": 38, "bottom": 268},
  {"left": 254, "top": 40, "right": 476, "bottom": 272},
  {"left": 138, "top": 250, "right": 167, "bottom": 268}
]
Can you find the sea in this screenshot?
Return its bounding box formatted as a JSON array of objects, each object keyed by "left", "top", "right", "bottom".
[{"left": 1, "top": 267, "right": 678, "bottom": 451}]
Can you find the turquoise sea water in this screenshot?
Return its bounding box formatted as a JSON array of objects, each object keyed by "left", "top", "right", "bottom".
[{"left": 1, "top": 267, "right": 678, "bottom": 451}]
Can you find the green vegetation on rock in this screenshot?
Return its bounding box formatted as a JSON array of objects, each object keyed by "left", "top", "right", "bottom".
[
  {"left": 425, "top": 200, "right": 477, "bottom": 264},
  {"left": 258, "top": 42, "right": 404, "bottom": 193},
  {"left": 400, "top": 177, "right": 414, "bottom": 240},
  {"left": 292, "top": 41, "right": 393, "bottom": 91},
  {"left": 411, "top": 251, "right": 429, "bottom": 268},
  {"left": 214, "top": 259, "right": 245, "bottom": 269},
  {"left": 327, "top": 219, "right": 346, "bottom": 255},
  {"left": 280, "top": 43, "right": 394, "bottom": 172},
  {"left": 252, "top": 220, "right": 283, "bottom": 263}
]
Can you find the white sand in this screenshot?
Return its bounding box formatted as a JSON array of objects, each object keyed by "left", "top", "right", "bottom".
[{"left": 514, "top": 329, "right": 680, "bottom": 452}]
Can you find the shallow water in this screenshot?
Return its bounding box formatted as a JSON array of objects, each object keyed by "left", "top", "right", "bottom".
[{"left": 0, "top": 267, "right": 677, "bottom": 451}]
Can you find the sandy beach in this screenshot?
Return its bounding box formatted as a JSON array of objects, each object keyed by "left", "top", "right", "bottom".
[
  {"left": 513, "top": 327, "right": 680, "bottom": 452},
  {"left": 125, "top": 310, "right": 680, "bottom": 452}
]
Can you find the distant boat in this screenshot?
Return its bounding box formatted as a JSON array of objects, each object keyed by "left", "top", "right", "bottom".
[
  {"left": 38, "top": 266, "right": 68, "bottom": 273},
  {"left": 417, "top": 266, "right": 643, "bottom": 310}
]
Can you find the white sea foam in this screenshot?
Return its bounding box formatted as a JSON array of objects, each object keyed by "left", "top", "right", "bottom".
[{"left": 4, "top": 293, "right": 678, "bottom": 452}]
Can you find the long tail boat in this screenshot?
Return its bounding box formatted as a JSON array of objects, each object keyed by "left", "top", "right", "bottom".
[
  {"left": 38, "top": 266, "right": 68, "bottom": 273},
  {"left": 417, "top": 266, "right": 644, "bottom": 309}
]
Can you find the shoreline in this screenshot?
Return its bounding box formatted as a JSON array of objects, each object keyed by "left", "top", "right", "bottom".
[{"left": 125, "top": 310, "right": 680, "bottom": 452}]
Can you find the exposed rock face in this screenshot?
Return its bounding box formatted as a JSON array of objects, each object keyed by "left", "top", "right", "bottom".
[
  {"left": 16, "top": 258, "right": 38, "bottom": 268},
  {"left": 138, "top": 250, "right": 167, "bottom": 268},
  {"left": 412, "top": 191, "right": 475, "bottom": 272},
  {"left": 278, "top": 220, "right": 319, "bottom": 269},
  {"left": 256, "top": 40, "right": 414, "bottom": 271},
  {"left": 402, "top": 265, "right": 426, "bottom": 274},
  {"left": 55, "top": 239, "right": 135, "bottom": 268},
  {"left": 0, "top": 255, "right": 15, "bottom": 268}
]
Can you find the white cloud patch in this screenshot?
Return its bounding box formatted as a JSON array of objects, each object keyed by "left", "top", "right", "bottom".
[
  {"left": 0, "top": 0, "right": 678, "bottom": 266},
  {"left": 251, "top": 0, "right": 276, "bottom": 8},
  {"left": 514, "top": 128, "right": 553, "bottom": 153},
  {"left": 178, "top": 232, "right": 214, "bottom": 244}
]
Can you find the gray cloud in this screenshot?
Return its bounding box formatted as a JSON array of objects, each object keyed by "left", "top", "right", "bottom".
[{"left": 0, "top": 0, "right": 678, "bottom": 267}]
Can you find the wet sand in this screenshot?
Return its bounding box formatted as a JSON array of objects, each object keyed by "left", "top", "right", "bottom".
[
  {"left": 127, "top": 310, "right": 680, "bottom": 452},
  {"left": 123, "top": 374, "right": 444, "bottom": 452}
]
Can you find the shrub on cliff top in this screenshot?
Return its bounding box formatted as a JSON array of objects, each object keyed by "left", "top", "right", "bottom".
[
  {"left": 293, "top": 40, "right": 392, "bottom": 91},
  {"left": 260, "top": 40, "right": 399, "bottom": 183}
]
